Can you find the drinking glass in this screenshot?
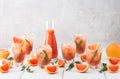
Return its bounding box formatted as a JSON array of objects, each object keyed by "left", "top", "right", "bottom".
[
  {"left": 74, "top": 34, "right": 86, "bottom": 60},
  {"left": 12, "top": 42, "right": 25, "bottom": 67},
  {"left": 36, "top": 45, "right": 52, "bottom": 68},
  {"left": 86, "top": 43, "right": 102, "bottom": 69},
  {"left": 61, "top": 43, "right": 76, "bottom": 65},
  {"left": 22, "top": 34, "right": 33, "bottom": 55}
]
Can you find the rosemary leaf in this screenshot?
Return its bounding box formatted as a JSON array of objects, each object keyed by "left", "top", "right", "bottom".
[
  {"left": 55, "top": 59, "right": 58, "bottom": 64},
  {"left": 51, "top": 62, "right": 54, "bottom": 65},
  {"left": 21, "top": 65, "right": 26, "bottom": 71},
  {"left": 21, "top": 65, "right": 34, "bottom": 73},
  {"left": 99, "top": 63, "right": 107, "bottom": 73},
  {"left": 25, "top": 39, "right": 31, "bottom": 45},
  {"left": 26, "top": 66, "right": 34, "bottom": 73},
  {"left": 66, "top": 63, "right": 74, "bottom": 71},
  {"left": 43, "top": 50, "right": 49, "bottom": 63},
  {"left": 7, "top": 57, "right": 14, "bottom": 61},
  {"left": 74, "top": 61, "right": 81, "bottom": 64}
]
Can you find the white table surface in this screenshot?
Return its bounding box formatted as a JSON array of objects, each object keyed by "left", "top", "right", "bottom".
[{"left": 0, "top": 49, "right": 120, "bottom": 79}]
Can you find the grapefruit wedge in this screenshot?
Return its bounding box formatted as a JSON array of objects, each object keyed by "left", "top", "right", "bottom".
[
  {"left": 13, "top": 36, "right": 23, "bottom": 43},
  {"left": 80, "top": 54, "right": 87, "bottom": 62},
  {"left": 107, "top": 64, "right": 119, "bottom": 73},
  {"left": 2, "top": 59, "right": 13, "bottom": 68},
  {"left": 57, "top": 59, "right": 65, "bottom": 67},
  {"left": 0, "top": 60, "right": 9, "bottom": 73},
  {"left": 75, "top": 63, "right": 89, "bottom": 73},
  {"left": 87, "top": 43, "right": 100, "bottom": 51},
  {"left": 108, "top": 57, "right": 120, "bottom": 65},
  {"left": 28, "top": 58, "right": 38, "bottom": 66},
  {"left": 44, "top": 65, "right": 57, "bottom": 74}
]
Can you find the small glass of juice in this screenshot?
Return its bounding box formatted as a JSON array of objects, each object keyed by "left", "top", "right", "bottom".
[
  {"left": 61, "top": 43, "right": 76, "bottom": 65},
  {"left": 36, "top": 45, "right": 52, "bottom": 68}
]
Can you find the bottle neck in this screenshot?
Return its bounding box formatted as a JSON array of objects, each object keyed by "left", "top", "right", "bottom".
[
  {"left": 46, "top": 20, "right": 54, "bottom": 30},
  {"left": 46, "top": 29, "right": 55, "bottom": 34}
]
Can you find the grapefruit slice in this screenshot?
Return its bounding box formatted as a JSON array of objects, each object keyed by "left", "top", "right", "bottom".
[
  {"left": 107, "top": 64, "right": 119, "bottom": 73},
  {"left": 57, "top": 59, "right": 65, "bottom": 67},
  {"left": 0, "top": 60, "right": 9, "bottom": 73},
  {"left": 2, "top": 59, "right": 13, "bottom": 68},
  {"left": 28, "top": 58, "right": 38, "bottom": 66},
  {"left": 13, "top": 36, "right": 23, "bottom": 43},
  {"left": 80, "top": 54, "right": 87, "bottom": 62},
  {"left": 87, "top": 43, "right": 100, "bottom": 51},
  {"left": 44, "top": 65, "right": 57, "bottom": 74},
  {"left": 108, "top": 57, "right": 120, "bottom": 65},
  {"left": 75, "top": 63, "right": 89, "bottom": 73}
]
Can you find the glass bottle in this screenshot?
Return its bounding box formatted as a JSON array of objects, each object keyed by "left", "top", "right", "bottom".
[{"left": 44, "top": 20, "right": 58, "bottom": 60}]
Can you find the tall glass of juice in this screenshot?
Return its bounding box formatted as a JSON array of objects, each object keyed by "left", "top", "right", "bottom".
[
  {"left": 86, "top": 43, "right": 102, "bottom": 69},
  {"left": 74, "top": 34, "right": 86, "bottom": 60},
  {"left": 12, "top": 36, "right": 25, "bottom": 67}
]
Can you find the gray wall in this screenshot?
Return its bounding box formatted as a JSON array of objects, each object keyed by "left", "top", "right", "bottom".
[{"left": 0, "top": 0, "right": 120, "bottom": 48}]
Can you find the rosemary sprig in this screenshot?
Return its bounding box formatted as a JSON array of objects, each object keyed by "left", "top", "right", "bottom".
[
  {"left": 75, "top": 40, "right": 83, "bottom": 50},
  {"left": 55, "top": 59, "right": 58, "bottom": 64},
  {"left": 51, "top": 59, "right": 58, "bottom": 65},
  {"left": 21, "top": 65, "right": 34, "bottom": 73},
  {"left": 74, "top": 61, "right": 81, "bottom": 64},
  {"left": 43, "top": 50, "right": 49, "bottom": 63},
  {"left": 26, "top": 66, "right": 34, "bottom": 73},
  {"left": 99, "top": 63, "right": 107, "bottom": 73},
  {"left": 21, "top": 65, "right": 26, "bottom": 71},
  {"left": 25, "top": 39, "right": 31, "bottom": 45},
  {"left": 66, "top": 63, "right": 74, "bottom": 71},
  {"left": 51, "top": 62, "right": 55, "bottom": 65},
  {"left": 17, "top": 50, "right": 22, "bottom": 62},
  {"left": 7, "top": 57, "right": 14, "bottom": 61}
]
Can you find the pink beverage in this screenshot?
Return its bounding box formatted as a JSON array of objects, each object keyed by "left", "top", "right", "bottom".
[
  {"left": 86, "top": 43, "right": 102, "bottom": 68},
  {"left": 23, "top": 35, "right": 33, "bottom": 55},
  {"left": 61, "top": 43, "right": 76, "bottom": 61},
  {"left": 12, "top": 36, "right": 25, "bottom": 66},
  {"left": 74, "top": 34, "right": 86, "bottom": 54},
  {"left": 36, "top": 45, "right": 52, "bottom": 68},
  {"left": 12, "top": 45, "right": 25, "bottom": 63},
  {"left": 45, "top": 21, "right": 58, "bottom": 59}
]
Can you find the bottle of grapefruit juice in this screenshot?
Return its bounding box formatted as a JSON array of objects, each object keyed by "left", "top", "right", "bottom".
[{"left": 44, "top": 20, "right": 58, "bottom": 61}]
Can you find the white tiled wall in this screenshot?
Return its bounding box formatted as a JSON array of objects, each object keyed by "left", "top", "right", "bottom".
[{"left": 0, "top": 0, "right": 120, "bottom": 48}]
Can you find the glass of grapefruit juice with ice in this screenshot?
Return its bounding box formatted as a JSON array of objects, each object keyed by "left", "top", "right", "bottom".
[
  {"left": 86, "top": 43, "right": 102, "bottom": 69},
  {"left": 61, "top": 43, "right": 76, "bottom": 64},
  {"left": 12, "top": 36, "right": 25, "bottom": 67},
  {"left": 36, "top": 45, "right": 52, "bottom": 68},
  {"left": 74, "top": 34, "right": 86, "bottom": 60}
]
